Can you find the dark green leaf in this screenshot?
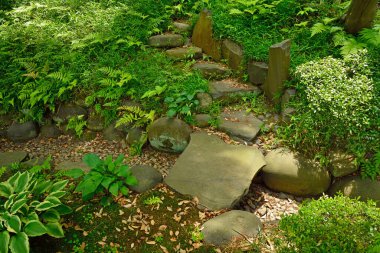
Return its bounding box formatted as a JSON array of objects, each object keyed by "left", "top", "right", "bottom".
[
  {"left": 5, "top": 215, "right": 21, "bottom": 233},
  {"left": 10, "top": 199, "right": 28, "bottom": 214},
  {"left": 35, "top": 201, "right": 58, "bottom": 211},
  {"left": 125, "top": 176, "right": 138, "bottom": 186},
  {"left": 7, "top": 172, "right": 20, "bottom": 187},
  {"left": 61, "top": 168, "right": 84, "bottom": 179},
  {"left": 101, "top": 177, "right": 115, "bottom": 189},
  {"left": 109, "top": 182, "right": 119, "bottom": 197},
  {"left": 120, "top": 186, "right": 129, "bottom": 196},
  {"left": 54, "top": 204, "right": 72, "bottom": 215},
  {"left": 0, "top": 231, "right": 10, "bottom": 253},
  {"left": 14, "top": 172, "right": 29, "bottom": 193},
  {"left": 0, "top": 182, "right": 13, "bottom": 198},
  {"left": 41, "top": 209, "right": 60, "bottom": 223},
  {"left": 83, "top": 153, "right": 101, "bottom": 168},
  {"left": 45, "top": 223, "right": 64, "bottom": 238},
  {"left": 32, "top": 181, "right": 52, "bottom": 195},
  {"left": 50, "top": 180, "right": 68, "bottom": 192},
  {"left": 48, "top": 191, "right": 66, "bottom": 199}
]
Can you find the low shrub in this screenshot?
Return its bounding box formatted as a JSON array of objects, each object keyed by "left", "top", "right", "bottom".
[{"left": 278, "top": 195, "right": 380, "bottom": 252}]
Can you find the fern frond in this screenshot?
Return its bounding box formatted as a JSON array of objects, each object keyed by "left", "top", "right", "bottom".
[
  {"left": 48, "top": 71, "right": 72, "bottom": 83},
  {"left": 311, "top": 23, "right": 328, "bottom": 37},
  {"left": 99, "top": 67, "right": 122, "bottom": 78},
  {"left": 359, "top": 28, "right": 380, "bottom": 47},
  {"left": 341, "top": 38, "right": 366, "bottom": 57}
]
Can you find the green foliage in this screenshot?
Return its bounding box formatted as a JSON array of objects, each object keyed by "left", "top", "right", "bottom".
[
  {"left": 143, "top": 196, "right": 163, "bottom": 205},
  {"left": 278, "top": 195, "right": 380, "bottom": 252},
  {"left": 279, "top": 50, "right": 379, "bottom": 177},
  {"left": 116, "top": 106, "right": 155, "bottom": 129},
  {"left": 0, "top": 167, "right": 6, "bottom": 178},
  {"left": 66, "top": 154, "right": 138, "bottom": 206},
  {"left": 164, "top": 90, "right": 201, "bottom": 118},
  {"left": 0, "top": 171, "right": 72, "bottom": 253},
  {"left": 129, "top": 132, "right": 148, "bottom": 157},
  {"left": 190, "top": 227, "right": 204, "bottom": 243},
  {"left": 27, "top": 156, "right": 52, "bottom": 177},
  {"left": 66, "top": 115, "right": 87, "bottom": 138}
]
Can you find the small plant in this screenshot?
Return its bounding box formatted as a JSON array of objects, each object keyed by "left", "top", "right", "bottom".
[
  {"left": 0, "top": 167, "right": 6, "bottom": 178},
  {"left": 0, "top": 171, "right": 72, "bottom": 253},
  {"left": 129, "top": 132, "right": 148, "bottom": 157},
  {"left": 28, "top": 156, "right": 52, "bottom": 177},
  {"left": 164, "top": 90, "right": 202, "bottom": 118},
  {"left": 277, "top": 195, "right": 380, "bottom": 252},
  {"left": 66, "top": 154, "right": 138, "bottom": 206},
  {"left": 154, "top": 234, "right": 164, "bottom": 244},
  {"left": 116, "top": 106, "right": 155, "bottom": 129},
  {"left": 190, "top": 227, "right": 204, "bottom": 243},
  {"left": 143, "top": 195, "right": 162, "bottom": 206},
  {"left": 66, "top": 115, "right": 87, "bottom": 138}
]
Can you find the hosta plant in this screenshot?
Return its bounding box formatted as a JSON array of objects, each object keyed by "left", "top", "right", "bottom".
[
  {"left": 0, "top": 171, "right": 72, "bottom": 253},
  {"left": 66, "top": 154, "right": 138, "bottom": 206}
]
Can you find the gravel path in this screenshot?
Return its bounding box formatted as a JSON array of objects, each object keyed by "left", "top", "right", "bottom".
[{"left": 0, "top": 128, "right": 300, "bottom": 224}]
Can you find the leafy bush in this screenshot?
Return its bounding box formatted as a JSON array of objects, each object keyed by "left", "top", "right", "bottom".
[
  {"left": 67, "top": 154, "right": 138, "bottom": 206},
  {"left": 279, "top": 50, "right": 379, "bottom": 177},
  {"left": 0, "top": 171, "right": 72, "bottom": 253},
  {"left": 278, "top": 195, "right": 380, "bottom": 252}
]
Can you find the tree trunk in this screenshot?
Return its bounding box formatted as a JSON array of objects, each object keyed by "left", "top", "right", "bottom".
[{"left": 344, "top": 0, "right": 377, "bottom": 34}]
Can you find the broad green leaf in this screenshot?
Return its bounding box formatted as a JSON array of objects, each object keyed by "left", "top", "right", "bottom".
[
  {"left": 27, "top": 212, "right": 39, "bottom": 221},
  {"left": 10, "top": 199, "right": 28, "bottom": 214},
  {"left": 7, "top": 172, "right": 20, "bottom": 187},
  {"left": 32, "top": 181, "right": 52, "bottom": 195},
  {"left": 50, "top": 180, "right": 68, "bottom": 192},
  {"left": 48, "top": 191, "right": 66, "bottom": 199},
  {"left": 45, "top": 223, "right": 64, "bottom": 238},
  {"left": 167, "top": 109, "right": 177, "bottom": 118},
  {"left": 41, "top": 209, "right": 60, "bottom": 223},
  {"left": 14, "top": 172, "right": 29, "bottom": 193},
  {"left": 35, "top": 201, "right": 58, "bottom": 211},
  {"left": 54, "top": 204, "right": 72, "bottom": 215},
  {"left": 45, "top": 196, "right": 61, "bottom": 205},
  {"left": 0, "top": 182, "right": 13, "bottom": 198},
  {"left": 108, "top": 182, "right": 119, "bottom": 197},
  {"left": 114, "top": 154, "right": 124, "bottom": 165},
  {"left": 83, "top": 153, "right": 101, "bottom": 168},
  {"left": 0, "top": 231, "right": 10, "bottom": 253},
  {"left": 125, "top": 176, "right": 138, "bottom": 186},
  {"left": 101, "top": 177, "right": 115, "bottom": 189},
  {"left": 61, "top": 168, "right": 84, "bottom": 179},
  {"left": 10, "top": 232, "right": 29, "bottom": 253},
  {"left": 120, "top": 186, "right": 129, "bottom": 196},
  {"left": 117, "top": 166, "right": 130, "bottom": 178},
  {"left": 4, "top": 194, "right": 15, "bottom": 210},
  {"left": 6, "top": 215, "right": 21, "bottom": 233},
  {"left": 24, "top": 220, "right": 47, "bottom": 237}
]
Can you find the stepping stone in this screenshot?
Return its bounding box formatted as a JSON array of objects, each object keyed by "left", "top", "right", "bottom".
[
  {"left": 209, "top": 79, "right": 260, "bottom": 100},
  {"left": 165, "top": 46, "right": 202, "bottom": 60},
  {"left": 102, "top": 123, "right": 125, "bottom": 141},
  {"left": 7, "top": 121, "right": 39, "bottom": 142},
  {"left": 328, "top": 176, "right": 380, "bottom": 207},
  {"left": 218, "top": 111, "right": 264, "bottom": 142},
  {"left": 0, "top": 151, "right": 29, "bottom": 167},
  {"left": 55, "top": 161, "right": 91, "bottom": 173},
  {"left": 148, "top": 34, "right": 184, "bottom": 48},
  {"left": 148, "top": 117, "right": 191, "bottom": 153},
  {"left": 164, "top": 132, "right": 266, "bottom": 210},
  {"left": 173, "top": 22, "right": 191, "bottom": 32},
  {"left": 262, "top": 148, "right": 331, "bottom": 196},
  {"left": 202, "top": 210, "right": 262, "bottom": 246},
  {"left": 129, "top": 165, "right": 163, "bottom": 193},
  {"left": 192, "top": 62, "right": 229, "bottom": 80},
  {"left": 194, "top": 114, "right": 211, "bottom": 128}
]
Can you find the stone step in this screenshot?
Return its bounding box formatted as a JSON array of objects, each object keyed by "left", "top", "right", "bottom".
[
  {"left": 218, "top": 110, "right": 264, "bottom": 142},
  {"left": 209, "top": 79, "right": 261, "bottom": 100},
  {"left": 192, "top": 62, "right": 230, "bottom": 80},
  {"left": 173, "top": 22, "right": 191, "bottom": 32},
  {"left": 148, "top": 34, "right": 184, "bottom": 48},
  {"left": 165, "top": 46, "right": 202, "bottom": 60}
]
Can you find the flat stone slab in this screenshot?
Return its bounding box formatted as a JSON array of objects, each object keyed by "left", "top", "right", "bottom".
[
  {"left": 166, "top": 47, "right": 202, "bottom": 60},
  {"left": 0, "top": 151, "right": 29, "bottom": 167},
  {"left": 192, "top": 62, "right": 229, "bottom": 80},
  {"left": 130, "top": 165, "right": 163, "bottom": 193},
  {"left": 55, "top": 161, "right": 91, "bottom": 173},
  {"left": 218, "top": 111, "right": 264, "bottom": 141},
  {"left": 164, "top": 132, "right": 266, "bottom": 210},
  {"left": 203, "top": 210, "right": 262, "bottom": 246},
  {"left": 209, "top": 80, "right": 260, "bottom": 100},
  {"left": 148, "top": 34, "right": 184, "bottom": 48}
]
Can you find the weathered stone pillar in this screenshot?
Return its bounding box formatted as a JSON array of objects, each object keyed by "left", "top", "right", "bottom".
[
  {"left": 221, "top": 39, "right": 244, "bottom": 71},
  {"left": 263, "top": 39, "right": 291, "bottom": 103},
  {"left": 192, "top": 9, "right": 222, "bottom": 60},
  {"left": 344, "top": 0, "right": 377, "bottom": 34}
]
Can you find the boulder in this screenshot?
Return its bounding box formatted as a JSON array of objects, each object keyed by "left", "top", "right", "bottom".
[
  {"left": 7, "top": 121, "right": 39, "bottom": 142},
  {"left": 247, "top": 61, "right": 268, "bottom": 85},
  {"left": 221, "top": 39, "right": 244, "bottom": 71},
  {"left": 194, "top": 114, "right": 211, "bottom": 128},
  {"left": 129, "top": 165, "right": 162, "bottom": 193},
  {"left": 164, "top": 132, "right": 266, "bottom": 210},
  {"left": 53, "top": 104, "right": 87, "bottom": 124},
  {"left": 192, "top": 10, "right": 222, "bottom": 60},
  {"left": 262, "top": 148, "right": 331, "bottom": 196},
  {"left": 328, "top": 176, "right": 380, "bottom": 206},
  {"left": 0, "top": 151, "right": 29, "bottom": 168},
  {"left": 148, "top": 34, "right": 184, "bottom": 48},
  {"left": 126, "top": 128, "right": 144, "bottom": 145},
  {"left": 166, "top": 47, "right": 202, "bottom": 60},
  {"left": 218, "top": 111, "right": 263, "bottom": 141},
  {"left": 196, "top": 92, "right": 213, "bottom": 109},
  {"left": 192, "top": 62, "right": 229, "bottom": 80},
  {"left": 40, "top": 123, "right": 62, "bottom": 138},
  {"left": 173, "top": 22, "right": 191, "bottom": 32},
  {"left": 148, "top": 117, "right": 191, "bottom": 153},
  {"left": 202, "top": 210, "right": 262, "bottom": 246},
  {"left": 87, "top": 114, "right": 104, "bottom": 132},
  {"left": 329, "top": 151, "right": 358, "bottom": 178},
  {"left": 209, "top": 80, "right": 260, "bottom": 100},
  {"left": 263, "top": 39, "right": 291, "bottom": 103},
  {"left": 102, "top": 123, "right": 125, "bottom": 141}
]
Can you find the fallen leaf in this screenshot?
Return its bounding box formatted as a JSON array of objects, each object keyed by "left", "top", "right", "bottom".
[{"left": 146, "top": 241, "right": 156, "bottom": 245}]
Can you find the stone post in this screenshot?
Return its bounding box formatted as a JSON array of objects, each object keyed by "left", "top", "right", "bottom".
[{"left": 263, "top": 39, "right": 291, "bottom": 103}]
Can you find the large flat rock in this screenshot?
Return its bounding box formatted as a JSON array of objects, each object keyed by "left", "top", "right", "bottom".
[
  {"left": 164, "top": 132, "right": 266, "bottom": 210},
  {"left": 209, "top": 80, "right": 260, "bottom": 100},
  {"left": 0, "top": 151, "right": 29, "bottom": 167},
  {"left": 218, "top": 111, "right": 263, "bottom": 141}
]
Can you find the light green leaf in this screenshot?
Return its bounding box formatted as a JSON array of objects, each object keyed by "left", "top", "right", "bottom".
[
  {"left": 41, "top": 209, "right": 60, "bottom": 223},
  {"left": 35, "top": 201, "right": 58, "bottom": 211},
  {"left": 54, "top": 204, "right": 72, "bottom": 215},
  {"left": 48, "top": 191, "right": 66, "bottom": 199},
  {"left": 10, "top": 232, "right": 29, "bottom": 253},
  {"left": 83, "top": 153, "right": 101, "bottom": 168},
  {"left": 125, "top": 176, "right": 138, "bottom": 186},
  {"left": 0, "top": 182, "right": 13, "bottom": 198},
  {"left": 0, "top": 231, "right": 10, "bottom": 253},
  {"left": 50, "top": 180, "right": 68, "bottom": 192},
  {"left": 109, "top": 182, "right": 119, "bottom": 197},
  {"left": 24, "top": 220, "right": 47, "bottom": 237},
  {"left": 45, "top": 223, "right": 64, "bottom": 238},
  {"left": 10, "top": 199, "right": 28, "bottom": 214},
  {"left": 6, "top": 215, "right": 21, "bottom": 233},
  {"left": 60, "top": 168, "right": 84, "bottom": 179}
]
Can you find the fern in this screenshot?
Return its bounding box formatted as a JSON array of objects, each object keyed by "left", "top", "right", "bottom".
[
  {"left": 28, "top": 156, "right": 52, "bottom": 175},
  {"left": 116, "top": 106, "right": 155, "bottom": 129},
  {"left": 0, "top": 166, "right": 6, "bottom": 178},
  {"left": 311, "top": 22, "right": 329, "bottom": 37},
  {"left": 340, "top": 38, "right": 366, "bottom": 57},
  {"left": 359, "top": 26, "right": 380, "bottom": 47}
]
